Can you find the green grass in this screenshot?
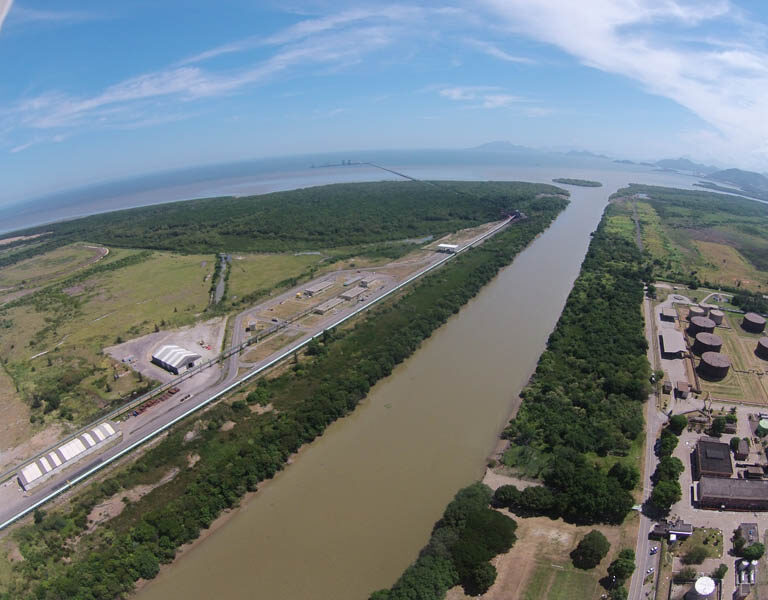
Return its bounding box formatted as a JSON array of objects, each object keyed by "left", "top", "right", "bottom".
[
  {"left": 548, "top": 568, "right": 597, "bottom": 600},
  {"left": 0, "top": 243, "right": 102, "bottom": 288},
  {"left": 523, "top": 564, "right": 554, "bottom": 600},
  {"left": 0, "top": 250, "right": 215, "bottom": 424},
  {"left": 673, "top": 528, "right": 723, "bottom": 560},
  {"left": 226, "top": 253, "right": 322, "bottom": 301}
]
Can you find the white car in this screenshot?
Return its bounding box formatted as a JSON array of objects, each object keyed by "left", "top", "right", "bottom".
[{"left": 646, "top": 567, "right": 655, "bottom": 574}]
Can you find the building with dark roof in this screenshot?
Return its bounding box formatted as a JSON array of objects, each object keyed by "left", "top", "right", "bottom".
[
  {"left": 698, "top": 477, "right": 768, "bottom": 510},
  {"left": 694, "top": 438, "right": 733, "bottom": 479},
  {"left": 650, "top": 518, "right": 693, "bottom": 540},
  {"left": 734, "top": 439, "right": 750, "bottom": 461}
]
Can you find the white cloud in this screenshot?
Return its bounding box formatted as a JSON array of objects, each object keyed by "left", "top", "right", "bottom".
[
  {"left": 439, "top": 86, "right": 526, "bottom": 109},
  {"left": 464, "top": 38, "right": 534, "bottom": 64},
  {"left": 5, "top": 4, "right": 101, "bottom": 27},
  {"left": 478, "top": 0, "right": 768, "bottom": 166},
  {"left": 6, "top": 23, "right": 394, "bottom": 134},
  {"left": 0, "top": 0, "right": 12, "bottom": 33}
]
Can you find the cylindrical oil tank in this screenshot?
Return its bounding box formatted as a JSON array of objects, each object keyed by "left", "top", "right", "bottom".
[
  {"left": 685, "top": 576, "right": 716, "bottom": 600},
  {"left": 699, "top": 303, "right": 715, "bottom": 315},
  {"left": 699, "top": 351, "right": 731, "bottom": 380},
  {"left": 709, "top": 309, "right": 724, "bottom": 325},
  {"left": 689, "top": 305, "right": 706, "bottom": 320},
  {"left": 743, "top": 312, "right": 767, "bottom": 333},
  {"left": 690, "top": 316, "right": 716, "bottom": 335},
  {"left": 758, "top": 419, "right": 768, "bottom": 437},
  {"left": 694, "top": 332, "right": 723, "bottom": 355},
  {"left": 757, "top": 337, "right": 768, "bottom": 360}
]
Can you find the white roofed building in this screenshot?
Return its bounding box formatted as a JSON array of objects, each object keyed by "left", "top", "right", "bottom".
[
  {"left": 151, "top": 345, "right": 202, "bottom": 375},
  {"left": 17, "top": 421, "right": 121, "bottom": 491}
]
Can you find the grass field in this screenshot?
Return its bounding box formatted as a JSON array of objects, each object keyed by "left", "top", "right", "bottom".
[
  {"left": 613, "top": 186, "right": 768, "bottom": 293},
  {"left": 0, "top": 243, "right": 104, "bottom": 289},
  {"left": 0, "top": 250, "right": 215, "bottom": 424},
  {"left": 227, "top": 253, "right": 323, "bottom": 302}
]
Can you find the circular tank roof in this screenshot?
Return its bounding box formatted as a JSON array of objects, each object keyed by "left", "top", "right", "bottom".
[
  {"left": 745, "top": 312, "right": 767, "bottom": 325},
  {"left": 759, "top": 337, "right": 768, "bottom": 349},
  {"left": 701, "top": 352, "right": 730, "bottom": 367},
  {"left": 695, "top": 576, "right": 716, "bottom": 595},
  {"left": 691, "top": 316, "right": 716, "bottom": 328},
  {"left": 759, "top": 419, "right": 768, "bottom": 430},
  {"left": 695, "top": 332, "right": 722, "bottom": 346},
  {"left": 710, "top": 309, "right": 724, "bottom": 317}
]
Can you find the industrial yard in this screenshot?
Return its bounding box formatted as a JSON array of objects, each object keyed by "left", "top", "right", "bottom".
[{"left": 643, "top": 281, "right": 768, "bottom": 600}]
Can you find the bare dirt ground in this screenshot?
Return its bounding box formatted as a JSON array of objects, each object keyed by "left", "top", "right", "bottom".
[
  {"left": 104, "top": 317, "right": 226, "bottom": 384},
  {"left": 84, "top": 468, "right": 180, "bottom": 533},
  {"left": 481, "top": 468, "right": 538, "bottom": 492},
  {"left": 0, "top": 370, "right": 36, "bottom": 468},
  {"left": 0, "top": 233, "right": 49, "bottom": 246}
]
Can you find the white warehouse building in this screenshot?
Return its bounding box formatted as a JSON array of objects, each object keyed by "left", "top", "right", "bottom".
[
  {"left": 151, "top": 345, "right": 202, "bottom": 375},
  {"left": 17, "top": 421, "right": 121, "bottom": 491}
]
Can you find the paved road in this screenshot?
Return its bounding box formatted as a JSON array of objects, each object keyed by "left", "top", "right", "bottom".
[
  {"left": 629, "top": 294, "right": 668, "bottom": 600},
  {"left": 0, "top": 217, "right": 514, "bottom": 529}
]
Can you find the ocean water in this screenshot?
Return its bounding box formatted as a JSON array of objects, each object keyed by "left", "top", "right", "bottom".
[{"left": 0, "top": 149, "right": 704, "bottom": 235}]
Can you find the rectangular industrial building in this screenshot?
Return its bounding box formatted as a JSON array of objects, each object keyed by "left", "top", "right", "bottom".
[
  {"left": 343, "top": 275, "right": 362, "bottom": 287},
  {"left": 340, "top": 286, "right": 365, "bottom": 300},
  {"left": 360, "top": 275, "right": 378, "bottom": 288},
  {"left": 314, "top": 297, "right": 344, "bottom": 315},
  {"left": 17, "top": 422, "right": 121, "bottom": 491},
  {"left": 304, "top": 280, "right": 334, "bottom": 296},
  {"left": 436, "top": 243, "right": 459, "bottom": 253},
  {"left": 151, "top": 345, "right": 202, "bottom": 375},
  {"left": 698, "top": 477, "right": 768, "bottom": 510},
  {"left": 660, "top": 329, "right": 686, "bottom": 356},
  {"left": 660, "top": 307, "right": 678, "bottom": 321},
  {"left": 695, "top": 438, "right": 733, "bottom": 479}
]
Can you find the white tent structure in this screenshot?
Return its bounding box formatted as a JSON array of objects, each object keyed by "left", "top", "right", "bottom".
[{"left": 151, "top": 345, "right": 201, "bottom": 375}]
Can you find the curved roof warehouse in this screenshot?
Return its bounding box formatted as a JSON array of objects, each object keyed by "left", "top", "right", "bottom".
[
  {"left": 151, "top": 344, "right": 202, "bottom": 375},
  {"left": 17, "top": 422, "right": 121, "bottom": 491}
]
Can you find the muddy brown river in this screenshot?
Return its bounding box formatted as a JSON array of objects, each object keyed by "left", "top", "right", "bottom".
[{"left": 136, "top": 171, "right": 695, "bottom": 600}]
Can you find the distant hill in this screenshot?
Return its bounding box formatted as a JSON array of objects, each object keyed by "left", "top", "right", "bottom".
[
  {"left": 703, "top": 169, "right": 768, "bottom": 202},
  {"left": 655, "top": 158, "right": 717, "bottom": 174},
  {"left": 565, "top": 149, "right": 610, "bottom": 159},
  {"left": 470, "top": 141, "right": 537, "bottom": 153},
  {"left": 613, "top": 159, "right": 636, "bottom": 164},
  {"left": 709, "top": 168, "right": 768, "bottom": 194}
]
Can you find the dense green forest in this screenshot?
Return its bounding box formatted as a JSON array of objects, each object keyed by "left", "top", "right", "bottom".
[
  {"left": 501, "top": 203, "right": 650, "bottom": 524},
  {"left": 552, "top": 178, "right": 602, "bottom": 187},
  {"left": 4, "top": 181, "right": 564, "bottom": 259},
  {"left": 0, "top": 191, "right": 568, "bottom": 600}
]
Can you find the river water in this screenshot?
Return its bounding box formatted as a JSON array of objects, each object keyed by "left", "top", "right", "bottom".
[{"left": 135, "top": 167, "right": 700, "bottom": 600}]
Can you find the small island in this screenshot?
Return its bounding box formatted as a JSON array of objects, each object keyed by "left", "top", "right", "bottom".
[{"left": 552, "top": 178, "right": 603, "bottom": 187}]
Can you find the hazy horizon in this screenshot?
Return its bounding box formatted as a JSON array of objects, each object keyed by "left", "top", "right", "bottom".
[{"left": 2, "top": 1, "right": 768, "bottom": 205}]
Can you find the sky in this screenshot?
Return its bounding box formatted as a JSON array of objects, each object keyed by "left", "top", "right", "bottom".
[{"left": 1, "top": 0, "right": 768, "bottom": 204}]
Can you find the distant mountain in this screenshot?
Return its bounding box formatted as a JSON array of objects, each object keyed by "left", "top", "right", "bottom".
[
  {"left": 709, "top": 168, "right": 768, "bottom": 191},
  {"left": 613, "top": 159, "right": 636, "bottom": 164},
  {"left": 470, "top": 141, "right": 538, "bottom": 153},
  {"left": 655, "top": 158, "right": 717, "bottom": 174},
  {"left": 565, "top": 149, "right": 611, "bottom": 159},
  {"left": 708, "top": 168, "right": 768, "bottom": 201}
]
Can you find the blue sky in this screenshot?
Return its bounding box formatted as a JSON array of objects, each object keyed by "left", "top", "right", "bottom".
[{"left": 1, "top": 0, "right": 767, "bottom": 203}]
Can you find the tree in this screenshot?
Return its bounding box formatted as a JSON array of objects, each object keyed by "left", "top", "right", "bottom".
[
  {"left": 608, "top": 463, "right": 639, "bottom": 491},
  {"left": 730, "top": 437, "right": 741, "bottom": 452},
  {"left": 653, "top": 456, "right": 684, "bottom": 483},
  {"left": 465, "top": 562, "right": 497, "bottom": 596},
  {"left": 517, "top": 486, "right": 555, "bottom": 515},
  {"left": 682, "top": 546, "right": 708, "bottom": 565},
  {"left": 711, "top": 564, "right": 728, "bottom": 580},
  {"left": 711, "top": 416, "right": 726, "bottom": 437},
  {"left": 492, "top": 485, "right": 521, "bottom": 509},
  {"left": 668, "top": 414, "right": 688, "bottom": 435},
  {"left": 609, "top": 586, "right": 628, "bottom": 600},
  {"left": 607, "top": 549, "right": 636, "bottom": 583},
  {"left": 570, "top": 530, "right": 610, "bottom": 569},
  {"left": 674, "top": 566, "right": 697, "bottom": 582},
  {"left": 743, "top": 543, "right": 765, "bottom": 561},
  {"left": 650, "top": 480, "right": 681, "bottom": 511},
  {"left": 657, "top": 429, "right": 679, "bottom": 457},
  {"left": 133, "top": 546, "right": 160, "bottom": 580}
]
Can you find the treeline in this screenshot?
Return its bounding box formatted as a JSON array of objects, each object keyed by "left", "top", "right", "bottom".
[
  {"left": 8, "top": 181, "right": 564, "bottom": 255},
  {"left": 552, "top": 178, "right": 602, "bottom": 187},
  {"left": 2, "top": 191, "right": 568, "bottom": 600},
  {"left": 370, "top": 484, "right": 517, "bottom": 599},
  {"left": 501, "top": 203, "right": 650, "bottom": 524}
]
